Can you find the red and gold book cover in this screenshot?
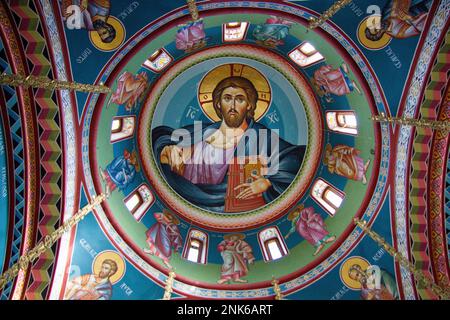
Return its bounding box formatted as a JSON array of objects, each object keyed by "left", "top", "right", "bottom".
[{"left": 225, "top": 158, "right": 266, "bottom": 212}]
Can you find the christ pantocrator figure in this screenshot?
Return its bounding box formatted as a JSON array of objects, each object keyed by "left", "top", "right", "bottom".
[{"left": 152, "top": 76, "right": 306, "bottom": 213}]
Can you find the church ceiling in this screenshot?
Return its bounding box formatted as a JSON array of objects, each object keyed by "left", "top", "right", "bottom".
[{"left": 0, "top": 0, "right": 448, "bottom": 300}]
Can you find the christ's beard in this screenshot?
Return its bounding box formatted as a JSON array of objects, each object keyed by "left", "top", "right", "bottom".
[{"left": 223, "top": 110, "right": 247, "bottom": 128}]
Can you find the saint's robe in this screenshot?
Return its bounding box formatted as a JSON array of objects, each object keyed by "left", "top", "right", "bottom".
[
  {"left": 66, "top": 274, "right": 112, "bottom": 300},
  {"left": 152, "top": 120, "right": 305, "bottom": 213}
]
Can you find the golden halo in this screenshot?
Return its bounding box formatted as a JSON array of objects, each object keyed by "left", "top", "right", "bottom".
[
  {"left": 162, "top": 209, "right": 180, "bottom": 225},
  {"left": 198, "top": 64, "right": 271, "bottom": 122},
  {"left": 224, "top": 233, "right": 246, "bottom": 240},
  {"left": 92, "top": 250, "right": 126, "bottom": 285},
  {"left": 340, "top": 256, "right": 370, "bottom": 290},
  {"left": 89, "top": 16, "right": 126, "bottom": 52},
  {"left": 287, "top": 204, "right": 304, "bottom": 221},
  {"left": 323, "top": 143, "right": 333, "bottom": 166},
  {"left": 357, "top": 17, "right": 391, "bottom": 50}
]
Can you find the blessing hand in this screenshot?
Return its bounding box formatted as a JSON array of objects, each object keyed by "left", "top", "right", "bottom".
[{"left": 234, "top": 173, "right": 271, "bottom": 200}]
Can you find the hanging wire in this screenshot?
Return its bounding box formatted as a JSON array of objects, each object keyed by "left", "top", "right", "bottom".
[{"left": 0, "top": 73, "right": 111, "bottom": 93}]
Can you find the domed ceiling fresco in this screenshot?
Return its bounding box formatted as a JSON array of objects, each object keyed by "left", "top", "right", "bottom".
[{"left": 0, "top": 0, "right": 449, "bottom": 300}]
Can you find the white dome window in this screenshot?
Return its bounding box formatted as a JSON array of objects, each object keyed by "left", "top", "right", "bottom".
[
  {"left": 326, "top": 111, "right": 358, "bottom": 135},
  {"left": 288, "top": 42, "right": 324, "bottom": 67},
  {"left": 110, "top": 116, "right": 136, "bottom": 143},
  {"left": 142, "top": 48, "right": 172, "bottom": 72},
  {"left": 311, "top": 179, "right": 345, "bottom": 216},
  {"left": 258, "top": 227, "right": 288, "bottom": 262},
  {"left": 223, "top": 22, "right": 249, "bottom": 42},
  {"left": 182, "top": 229, "right": 208, "bottom": 264},
  {"left": 123, "top": 184, "right": 155, "bottom": 221}
]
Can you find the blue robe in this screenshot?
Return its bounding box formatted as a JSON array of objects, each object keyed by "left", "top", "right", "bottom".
[
  {"left": 105, "top": 156, "right": 136, "bottom": 190},
  {"left": 152, "top": 120, "right": 305, "bottom": 212},
  {"left": 253, "top": 24, "right": 290, "bottom": 43},
  {"left": 68, "top": 276, "right": 113, "bottom": 300},
  {"left": 95, "top": 280, "right": 113, "bottom": 300}
]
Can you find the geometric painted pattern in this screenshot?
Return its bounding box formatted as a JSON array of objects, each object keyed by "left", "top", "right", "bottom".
[
  {"left": 0, "top": 40, "right": 26, "bottom": 301},
  {"left": 408, "top": 30, "right": 450, "bottom": 300},
  {"left": 446, "top": 150, "right": 450, "bottom": 259},
  {"left": 6, "top": 0, "right": 63, "bottom": 300}
]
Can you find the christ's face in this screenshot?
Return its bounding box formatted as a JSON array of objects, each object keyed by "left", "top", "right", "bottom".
[
  {"left": 99, "top": 263, "right": 112, "bottom": 279},
  {"left": 219, "top": 87, "right": 251, "bottom": 128}
]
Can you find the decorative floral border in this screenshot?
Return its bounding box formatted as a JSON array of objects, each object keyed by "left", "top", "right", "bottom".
[
  {"left": 38, "top": 0, "right": 78, "bottom": 300},
  {"left": 0, "top": 2, "right": 39, "bottom": 300},
  {"left": 394, "top": 0, "right": 450, "bottom": 300}
]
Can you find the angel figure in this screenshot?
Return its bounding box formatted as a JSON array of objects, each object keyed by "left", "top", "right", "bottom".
[
  {"left": 217, "top": 234, "right": 255, "bottom": 284},
  {"left": 144, "top": 210, "right": 183, "bottom": 269},
  {"left": 285, "top": 205, "right": 336, "bottom": 256},
  {"left": 253, "top": 16, "right": 294, "bottom": 46},
  {"left": 311, "top": 63, "right": 361, "bottom": 103},
  {"left": 108, "top": 71, "right": 148, "bottom": 111},
  {"left": 323, "top": 144, "right": 371, "bottom": 184},
  {"left": 175, "top": 19, "right": 207, "bottom": 52}
]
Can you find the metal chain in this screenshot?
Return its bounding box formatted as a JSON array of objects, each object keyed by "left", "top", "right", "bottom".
[
  {"left": 163, "top": 271, "right": 176, "bottom": 300},
  {"left": 354, "top": 218, "right": 450, "bottom": 300},
  {"left": 372, "top": 113, "right": 450, "bottom": 132},
  {"left": 186, "top": 0, "right": 200, "bottom": 21},
  {"left": 0, "top": 73, "right": 111, "bottom": 94},
  {"left": 0, "top": 193, "right": 107, "bottom": 291},
  {"left": 272, "top": 276, "right": 284, "bottom": 300},
  {"left": 308, "top": 0, "right": 352, "bottom": 29}
]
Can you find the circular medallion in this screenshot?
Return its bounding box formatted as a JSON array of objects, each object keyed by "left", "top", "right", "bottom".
[
  {"left": 340, "top": 256, "right": 370, "bottom": 290},
  {"left": 139, "top": 44, "right": 323, "bottom": 231},
  {"left": 357, "top": 17, "right": 391, "bottom": 50},
  {"left": 92, "top": 250, "right": 126, "bottom": 285},
  {"left": 89, "top": 16, "right": 126, "bottom": 52}
]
